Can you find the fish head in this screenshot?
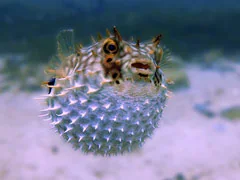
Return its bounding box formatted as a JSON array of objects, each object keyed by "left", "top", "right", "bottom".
[{"left": 90, "top": 28, "right": 166, "bottom": 97}]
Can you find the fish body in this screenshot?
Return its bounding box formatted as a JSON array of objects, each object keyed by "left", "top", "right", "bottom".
[{"left": 40, "top": 27, "right": 169, "bottom": 155}]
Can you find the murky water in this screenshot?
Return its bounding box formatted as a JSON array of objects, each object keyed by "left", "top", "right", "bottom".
[{"left": 0, "top": 1, "right": 240, "bottom": 180}]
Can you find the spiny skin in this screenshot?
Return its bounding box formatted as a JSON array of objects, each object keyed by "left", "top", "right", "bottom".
[{"left": 40, "top": 28, "right": 169, "bottom": 155}]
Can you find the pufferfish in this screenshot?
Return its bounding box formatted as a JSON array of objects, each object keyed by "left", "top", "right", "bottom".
[{"left": 39, "top": 27, "right": 170, "bottom": 156}]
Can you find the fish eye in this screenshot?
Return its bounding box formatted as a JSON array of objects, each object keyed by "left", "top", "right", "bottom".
[
  {"left": 108, "top": 44, "right": 116, "bottom": 51},
  {"left": 103, "top": 39, "right": 118, "bottom": 54}
]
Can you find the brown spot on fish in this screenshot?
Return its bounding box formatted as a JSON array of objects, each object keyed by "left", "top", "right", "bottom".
[{"left": 131, "top": 63, "right": 150, "bottom": 70}]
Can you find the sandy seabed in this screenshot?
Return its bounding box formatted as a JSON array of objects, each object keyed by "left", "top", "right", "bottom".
[{"left": 0, "top": 66, "right": 240, "bottom": 180}]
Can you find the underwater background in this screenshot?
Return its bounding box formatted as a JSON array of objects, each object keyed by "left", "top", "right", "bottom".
[
  {"left": 0, "top": 0, "right": 240, "bottom": 91},
  {"left": 0, "top": 0, "right": 240, "bottom": 180}
]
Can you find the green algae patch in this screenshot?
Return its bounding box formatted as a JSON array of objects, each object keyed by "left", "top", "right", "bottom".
[
  {"left": 221, "top": 106, "right": 240, "bottom": 121},
  {"left": 165, "top": 68, "right": 189, "bottom": 91}
]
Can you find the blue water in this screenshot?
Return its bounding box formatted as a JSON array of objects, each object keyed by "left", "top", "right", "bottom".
[
  {"left": 0, "top": 0, "right": 239, "bottom": 71},
  {"left": 1, "top": 1, "right": 240, "bottom": 59}
]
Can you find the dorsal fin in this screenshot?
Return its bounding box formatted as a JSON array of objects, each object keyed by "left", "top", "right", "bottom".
[{"left": 56, "top": 29, "right": 75, "bottom": 57}]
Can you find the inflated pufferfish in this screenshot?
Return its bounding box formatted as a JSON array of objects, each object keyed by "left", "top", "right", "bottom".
[{"left": 39, "top": 27, "right": 170, "bottom": 155}]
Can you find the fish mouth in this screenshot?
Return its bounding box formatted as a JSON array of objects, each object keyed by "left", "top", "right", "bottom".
[{"left": 130, "top": 59, "right": 155, "bottom": 77}]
